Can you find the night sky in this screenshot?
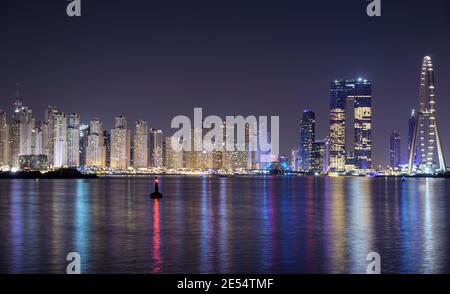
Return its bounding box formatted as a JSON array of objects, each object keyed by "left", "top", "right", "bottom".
[{"left": 1, "top": 0, "right": 450, "bottom": 166}]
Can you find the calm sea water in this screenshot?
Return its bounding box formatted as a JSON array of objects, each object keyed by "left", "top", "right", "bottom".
[{"left": 0, "top": 176, "right": 449, "bottom": 274}]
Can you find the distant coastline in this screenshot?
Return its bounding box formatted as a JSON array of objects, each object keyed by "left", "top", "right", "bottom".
[
  {"left": 1, "top": 170, "right": 449, "bottom": 179},
  {"left": 0, "top": 169, "right": 97, "bottom": 179}
]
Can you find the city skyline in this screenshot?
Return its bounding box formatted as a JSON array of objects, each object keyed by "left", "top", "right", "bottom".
[
  {"left": 1, "top": 0, "right": 450, "bottom": 166},
  {"left": 0, "top": 66, "right": 446, "bottom": 172}
]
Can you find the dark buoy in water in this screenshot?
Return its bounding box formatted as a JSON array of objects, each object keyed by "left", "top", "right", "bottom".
[
  {"left": 151, "top": 177, "right": 163, "bottom": 199},
  {"left": 402, "top": 176, "right": 407, "bottom": 182}
]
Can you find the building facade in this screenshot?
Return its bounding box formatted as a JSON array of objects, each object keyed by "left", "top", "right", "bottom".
[
  {"left": 110, "top": 116, "right": 130, "bottom": 169},
  {"left": 298, "top": 110, "right": 315, "bottom": 171},
  {"left": 134, "top": 120, "right": 148, "bottom": 168},
  {"left": 329, "top": 79, "right": 372, "bottom": 172},
  {"left": 390, "top": 131, "right": 401, "bottom": 168}
]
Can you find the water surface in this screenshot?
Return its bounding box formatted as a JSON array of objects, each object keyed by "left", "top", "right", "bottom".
[{"left": 0, "top": 176, "right": 449, "bottom": 274}]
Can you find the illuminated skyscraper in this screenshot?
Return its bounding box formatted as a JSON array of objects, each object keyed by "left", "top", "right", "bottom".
[
  {"left": 103, "top": 131, "right": 111, "bottom": 167},
  {"left": 290, "top": 147, "right": 297, "bottom": 171},
  {"left": 390, "top": 131, "right": 401, "bottom": 168},
  {"left": 86, "top": 118, "right": 105, "bottom": 168},
  {"left": 79, "top": 124, "right": 89, "bottom": 168},
  {"left": 0, "top": 110, "right": 9, "bottom": 167},
  {"left": 53, "top": 111, "right": 68, "bottom": 167},
  {"left": 13, "top": 97, "right": 35, "bottom": 157},
  {"left": 408, "top": 56, "right": 446, "bottom": 174},
  {"left": 43, "top": 106, "right": 59, "bottom": 166},
  {"left": 67, "top": 113, "right": 80, "bottom": 167},
  {"left": 329, "top": 79, "right": 372, "bottom": 172},
  {"left": 110, "top": 116, "right": 131, "bottom": 169},
  {"left": 32, "top": 123, "right": 43, "bottom": 156},
  {"left": 134, "top": 120, "right": 148, "bottom": 168},
  {"left": 149, "top": 129, "right": 164, "bottom": 168},
  {"left": 298, "top": 110, "right": 315, "bottom": 171}
]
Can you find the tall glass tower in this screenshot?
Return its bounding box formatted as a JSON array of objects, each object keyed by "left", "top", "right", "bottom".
[
  {"left": 298, "top": 110, "right": 315, "bottom": 171},
  {"left": 390, "top": 131, "right": 401, "bottom": 168},
  {"left": 329, "top": 79, "right": 372, "bottom": 172}
]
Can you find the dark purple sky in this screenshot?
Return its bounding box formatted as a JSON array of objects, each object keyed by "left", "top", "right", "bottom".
[{"left": 1, "top": 0, "right": 450, "bottom": 166}]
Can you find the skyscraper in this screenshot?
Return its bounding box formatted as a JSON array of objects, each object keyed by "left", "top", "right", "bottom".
[
  {"left": 149, "top": 128, "right": 163, "bottom": 168},
  {"left": 390, "top": 131, "right": 401, "bottom": 168},
  {"left": 0, "top": 110, "right": 9, "bottom": 167},
  {"left": 13, "top": 97, "right": 35, "bottom": 157},
  {"left": 53, "top": 111, "right": 68, "bottom": 168},
  {"left": 43, "top": 106, "right": 59, "bottom": 166},
  {"left": 298, "top": 110, "right": 315, "bottom": 171},
  {"left": 79, "top": 124, "right": 89, "bottom": 168},
  {"left": 110, "top": 116, "right": 131, "bottom": 169},
  {"left": 329, "top": 79, "right": 372, "bottom": 172},
  {"left": 134, "top": 120, "right": 148, "bottom": 169},
  {"left": 103, "top": 130, "right": 111, "bottom": 168},
  {"left": 313, "top": 139, "right": 330, "bottom": 174},
  {"left": 67, "top": 113, "right": 80, "bottom": 167},
  {"left": 408, "top": 56, "right": 446, "bottom": 174},
  {"left": 290, "top": 147, "right": 297, "bottom": 171},
  {"left": 86, "top": 118, "right": 105, "bottom": 168}
]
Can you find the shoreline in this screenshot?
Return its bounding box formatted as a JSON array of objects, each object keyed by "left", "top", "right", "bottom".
[{"left": 1, "top": 171, "right": 449, "bottom": 179}]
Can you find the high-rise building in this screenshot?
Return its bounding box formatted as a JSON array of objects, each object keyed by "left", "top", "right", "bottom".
[
  {"left": 0, "top": 110, "right": 9, "bottom": 167},
  {"left": 149, "top": 129, "right": 163, "bottom": 168},
  {"left": 12, "top": 98, "right": 35, "bottom": 157},
  {"left": 390, "top": 131, "right": 401, "bottom": 168},
  {"left": 164, "top": 136, "right": 184, "bottom": 169},
  {"left": 79, "top": 124, "right": 89, "bottom": 168},
  {"left": 329, "top": 79, "right": 372, "bottom": 172},
  {"left": 53, "top": 111, "right": 68, "bottom": 168},
  {"left": 43, "top": 106, "right": 59, "bottom": 166},
  {"left": 313, "top": 140, "right": 329, "bottom": 174},
  {"left": 298, "top": 110, "right": 315, "bottom": 171},
  {"left": 290, "top": 147, "right": 297, "bottom": 171},
  {"left": 86, "top": 119, "right": 105, "bottom": 168},
  {"left": 134, "top": 120, "right": 148, "bottom": 168},
  {"left": 110, "top": 116, "right": 130, "bottom": 169},
  {"left": 408, "top": 56, "right": 446, "bottom": 174},
  {"left": 31, "top": 122, "right": 43, "bottom": 156},
  {"left": 103, "top": 131, "right": 111, "bottom": 168},
  {"left": 67, "top": 113, "right": 80, "bottom": 167},
  {"left": 9, "top": 122, "right": 20, "bottom": 168}
]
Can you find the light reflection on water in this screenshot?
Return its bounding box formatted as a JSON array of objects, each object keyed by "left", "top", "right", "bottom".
[{"left": 0, "top": 176, "right": 449, "bottom": 274}]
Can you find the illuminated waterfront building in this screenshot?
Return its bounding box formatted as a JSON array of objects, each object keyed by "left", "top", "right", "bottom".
[
  {"left": 43, "top": 106, "right": 59, "bottom": 166},
  {"left": 134, "top": 120, "right": 148, "bottom": 168},
  {"left": 290, "top": 147, "right": 297, "bottom": 171},
  {"left": 110, "top": 116, "right": 131, "bottom": 169},
  {"left": 103, "top": 131, "right": 111, "bottom": 167},
  {"left": 313, "top": 139, "right": 329, "bottom": 174},
  {"left": 79, "top": 124, "right": 89, "bottom": 168},
  {"left": 408, "top": 57, "right": 446, "bottom": 174},
  {"left": 15, "top": 99, "right": 34, "bottom": 156},
  {"left": 149, "top": 128, "right": 164, "bottom": 168},
  {"left": 52, "top": 111, "right": 68, "bottom": 167},
  {"left": 67, "top": 113, "right": 80, "bottom": 167},
  {"left": 390, "top": 131, "right": 401, "bottom": 168},
  {"left": 0, "top": 110, "right": 9, "bottom": 167},
  {"left": 86, "top": 118, "right": 105, "bottom": 168},
  {"left": 329, "top": 79, "right": 372, "bottom": 172},
  {"left": 298, "top": 110, "right": 315, "bottom": 171}
]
